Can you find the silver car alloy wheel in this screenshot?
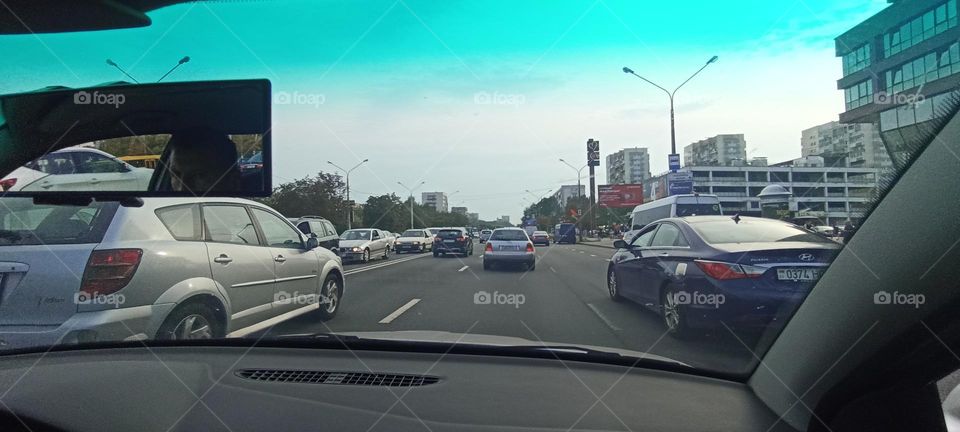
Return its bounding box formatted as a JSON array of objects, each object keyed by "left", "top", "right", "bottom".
[
  {"left": 172, "top": 314, "right": 213, "bottom": 340},
  {"left": 323, "top": 278, "right": 340, "bottom": 313}
]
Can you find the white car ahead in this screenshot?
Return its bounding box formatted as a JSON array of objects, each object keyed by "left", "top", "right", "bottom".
[{"left": 1, "top": 147, "right": 154, "bottom": 192}]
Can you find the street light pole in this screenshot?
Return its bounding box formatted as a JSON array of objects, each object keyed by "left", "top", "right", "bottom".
[
  {"left": 558, "top": 159, "right": 587, "bottom": 199},
  {"left": 327, "top": 159, "right": 369, "bottom": 229},
  {"left": 398, "top": 181, "right": 426, "bottom": 229},
  {"left": 622, "top": 56, "right": 718, "bottom": 157}
]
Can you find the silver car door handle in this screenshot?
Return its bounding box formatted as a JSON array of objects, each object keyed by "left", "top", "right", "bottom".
[
  {"left": 659, "top": 252, "right": 670, "bottom": 256},
  {"left": 274, "top": 255, "right": 286, "bottom": 263},
  {"left": 213, "top": 254, "right": 233, "bottom": 264},
  {"left": 89, "top": 178, "right": 100, "bottom": 184}
]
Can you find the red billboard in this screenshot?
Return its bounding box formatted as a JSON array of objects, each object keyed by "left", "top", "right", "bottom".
[{"left": 598, "top": 184, "right": 644, "bottom": 208}]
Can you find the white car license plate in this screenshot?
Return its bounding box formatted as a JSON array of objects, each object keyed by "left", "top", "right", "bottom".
[
  {"left": 776, "top": 268, "right": 822, "bottom": 281},
  {"left": 444, "top": 239, "right": 456, "bottom": 243}
]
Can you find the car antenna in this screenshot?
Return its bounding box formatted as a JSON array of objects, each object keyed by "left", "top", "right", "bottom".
[
  {"left": 157, "top": 56, "right": 191, "bottom": 82},
  {"left": 731, "top": 213, "right": 741, "bottom": 224},
  {"left": 105, "top": 59, "right": 139, "bottom": 83}
]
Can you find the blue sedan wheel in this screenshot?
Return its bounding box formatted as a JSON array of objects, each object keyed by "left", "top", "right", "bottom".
[
  {"left": 607, "top": 268, "right": 623, "bottom": 302},
  {"left": 662, "top": 284, "right": 690, "bottom": 338}
]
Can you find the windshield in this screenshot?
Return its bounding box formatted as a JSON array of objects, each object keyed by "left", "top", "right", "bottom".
[
  {"left": 690, "top": 218, "right": 836, "bottom": 244},
  {"left": 490, "top": 230, "right": 528, "bottom": 241},
  {"left": 341, "top": 230, "right": 371, "bottom": 240},
  {"left": 0, "top": 0, "right": 943, "bottom": 378},
  {"left": 675, "top": 203, "right": 722, "bottom": 217}
]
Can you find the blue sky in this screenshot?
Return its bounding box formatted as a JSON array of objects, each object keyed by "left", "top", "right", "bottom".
[{"left": 1, "top": 0, "right": 888, "bottom": 220}]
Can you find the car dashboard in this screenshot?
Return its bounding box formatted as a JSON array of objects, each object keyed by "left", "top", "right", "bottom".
[{"left": 0, "top": 345, "right": 796, "bottom": 432}]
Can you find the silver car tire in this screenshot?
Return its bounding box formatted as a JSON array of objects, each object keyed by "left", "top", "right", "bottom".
[
  {"left": 156, "top": 303, "right": 222, "bottom": 340},
  {"left": 316, "top": 273, "right": 342, "bottom": 321}
]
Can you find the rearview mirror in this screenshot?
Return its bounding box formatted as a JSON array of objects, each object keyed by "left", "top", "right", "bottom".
[
  {"left": 306, "top": 237, "right": 320, "bottom": 250},
  {"left": 0, "top": 79, "right": 271, "bottom": 197},
  {"left": 613, "top": 239, "right": 629, "bottom": 249}
]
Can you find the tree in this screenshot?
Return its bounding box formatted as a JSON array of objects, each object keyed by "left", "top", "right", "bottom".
[
  {"left": 361, "top": 194, "right": 408, "bottom": 232},
  {"left": 258, "top": 172, "right": 348, "bottom": 228}
]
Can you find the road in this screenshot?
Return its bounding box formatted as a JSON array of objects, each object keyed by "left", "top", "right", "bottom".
[{"left": 263, "top": 242, "right": 761, "bottom": 372}]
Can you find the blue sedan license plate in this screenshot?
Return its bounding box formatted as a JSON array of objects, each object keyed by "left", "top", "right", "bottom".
[{"left": 776, "top": 268, "right": 821, "bottom": 281}]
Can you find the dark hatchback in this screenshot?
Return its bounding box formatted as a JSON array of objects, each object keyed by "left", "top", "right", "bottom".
[
  {"left": 433, "top": 228, "right": 474, "bottom": 257},
  {"left": 606, "top": 215, "right": 840, "bottom": 338}
]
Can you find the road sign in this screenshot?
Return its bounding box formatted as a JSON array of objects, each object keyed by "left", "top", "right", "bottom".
[
  {"left": 668, "top": 153, "right": 681, "bottom": 172},
  {"left": 586, "top": 139, "right": 599, "bottom": 152}
]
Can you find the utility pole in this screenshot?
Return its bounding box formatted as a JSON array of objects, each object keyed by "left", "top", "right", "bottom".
[
  {"left": 587, "top": 139, "right": 600, "bottom": 237},
  {"left": 327, "top": 159, "right": 369, "bottom": 229}
]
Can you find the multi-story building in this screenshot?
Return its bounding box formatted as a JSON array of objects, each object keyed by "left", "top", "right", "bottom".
[
  {"left": 801, "top": 121, "right": 894, "bottom": 169},
  {"left": 552, "top": 184, "right": 586, "bottom": 206},
  {"left": 451, "top": 206, "right": 468, "bottom": 215},
  {"left": 498, "top": 215, "right": 511, "bottom": 224},
  {"left": 836, "top": 0, "right": 960, "bottom": 168},
  {"left": 645, "top": 159, "right": 880, "bottom": 225},
  {"left": 421, "top": 192, "right": 448, "bottom": 212},
  {"left": 466, "top": 212, "right": 480, "bottom": 224},
  {"left": 683, "top": 134, "right": 747, "bottom": 167},
  {"left": 605, "top": 147, "right": 651, "bottom": 184}
]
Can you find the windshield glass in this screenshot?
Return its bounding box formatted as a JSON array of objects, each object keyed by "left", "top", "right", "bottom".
[
  {"left": 675, "top": 203, "right": 722, "bottom": 217},
  {"left": 341, "top": 230, "right": 371, "bottom": 240},
  {"left": 0, "top": 0, "right": 943, "bottom": 378},
  {"left": 690, "top": 218, "right": 836, "bottom": 244},
  {"left": 490, "top": 230, "right": 528, "bottom": 241}
]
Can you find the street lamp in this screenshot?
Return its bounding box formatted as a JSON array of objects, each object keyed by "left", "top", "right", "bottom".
[
  {"left": 327, "top": 159, "right": 369, "bottom": 229},
  {"left": 398, "top": 180, "right": 426, "bottom": 229},
  {"left": 558, "top": 158, "right": 587, "bottom": 199},
  {"left": 622, "top": 56, "right": 718, "bottom": 157}
]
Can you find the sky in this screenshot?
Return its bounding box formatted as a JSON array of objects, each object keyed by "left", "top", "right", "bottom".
[{"left": 0, "top": 0, "right": 890, "bottom": 220}]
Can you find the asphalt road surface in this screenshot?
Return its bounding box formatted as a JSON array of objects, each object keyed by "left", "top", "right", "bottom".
[{"left": 262, "top": 243, "right": 764, "bottom": 373}]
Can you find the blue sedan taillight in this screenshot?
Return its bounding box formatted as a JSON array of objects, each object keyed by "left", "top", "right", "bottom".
[{"left": 694, "top": 260, "right": 765, "bottom": 280}]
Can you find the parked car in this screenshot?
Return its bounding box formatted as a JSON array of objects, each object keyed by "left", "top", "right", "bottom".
[
  {"left": 0, "top": 197, "right": 346, "bottom": 349},
  {"left": 479, "top": 229, "right": 493, "bottom": 243},
  {"left": 1, "top": 147, "right": 154, "bottom": 192},
  {"left": 433, "top": 227, "right": 474, "bottom": 257},
  {"left": 289, "top": 215, "right": 340, "bottom": 253},
  {"left": 606, "top": 215, "right": 840, "bottom": 338},
  {"left": 530, "top": 230, "right": 550, "bottom": 246},
  {"left": 483, "top": 227, "right": 536, "bottom": 270},
  {"left": 395, "top": 229, "right": 433, "bottom": 253},
  {"left": 338, "top": 228, "right": 391, "bottom": 262}
]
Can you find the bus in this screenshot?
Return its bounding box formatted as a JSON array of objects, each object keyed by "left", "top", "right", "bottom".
[{"left": 628, "top": 194, "right": 723, "bottom": 231}]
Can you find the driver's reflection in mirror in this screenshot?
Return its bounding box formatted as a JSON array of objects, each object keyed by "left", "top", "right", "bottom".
[{"left": 166, "top": 128, "right": 240, "bottom": 193}]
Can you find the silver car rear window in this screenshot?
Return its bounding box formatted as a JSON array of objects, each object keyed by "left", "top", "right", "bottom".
[{"left": 0, "top": 198, "right": 117, "bottom": 245}]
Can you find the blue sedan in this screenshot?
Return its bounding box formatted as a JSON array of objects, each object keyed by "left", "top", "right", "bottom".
[{"left": 606, "top": 215, "right": 840, "bottom": 338}]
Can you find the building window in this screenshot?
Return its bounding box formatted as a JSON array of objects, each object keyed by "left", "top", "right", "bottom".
[
  {"left": 884, "top": 42, "right": 960, "bottom": 94},
  {"left": 843, "top": 43, "right": 871, "bottom": 76},
  {"left": 884, "top": 0, "right": 957, "bottom": 57},
  {"left": 844, "top": 79, "right": 873, "bottom": 110}
]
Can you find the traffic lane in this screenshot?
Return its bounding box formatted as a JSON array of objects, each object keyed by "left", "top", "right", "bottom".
[
  {"left": 365, "top": 245, "right": 628, "bottom": 351},
  {"left": 262, "top": 244, "right": 478, "bottom": 336},
  {"left": 539, "top": 245, "right": 762, "bottom": 371}
]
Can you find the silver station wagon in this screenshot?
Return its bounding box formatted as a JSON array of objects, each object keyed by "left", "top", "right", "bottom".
[{"left": 0, "top": 197, "right": 345, "bottom": 349}]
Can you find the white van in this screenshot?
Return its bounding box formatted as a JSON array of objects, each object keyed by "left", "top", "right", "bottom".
[{"left": 622, "top": 194, "right": 723, "bottom": 242}]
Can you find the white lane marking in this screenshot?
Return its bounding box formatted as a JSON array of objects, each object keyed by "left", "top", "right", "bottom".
[
  {"left": 550, "top": 267, "right": 557, "bottom": 273},
  {"left": 590, "top": 254, "right": 597, "bottom": 257},
  {"left": 379, "top": 298, "right": 421, "bottom": 324},
  {"left": 343, "top": 254, "right": 428, "bottom": 275},
  {"left": 586, "top": 303, "right": 622, "bottom": 332},
  {"left": 579, "top": 251, "right": 585, "bottom": 254},
  {"left": 458, "top": 265, "right": 469, "bottom": 272}
]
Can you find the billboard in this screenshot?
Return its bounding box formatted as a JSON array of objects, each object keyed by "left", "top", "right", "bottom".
[{"left": 598, "top": 184, "right": 644, "bottom": 208}]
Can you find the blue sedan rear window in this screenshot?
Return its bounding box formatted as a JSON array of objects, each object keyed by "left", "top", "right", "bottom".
[{"left": 690, "top": 220, "right": 833, "bottom": 244}]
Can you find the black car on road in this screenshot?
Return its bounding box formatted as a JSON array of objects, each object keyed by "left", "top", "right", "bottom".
[{"left": 433, "top": 227, "right": 474, "bottom": 257}]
